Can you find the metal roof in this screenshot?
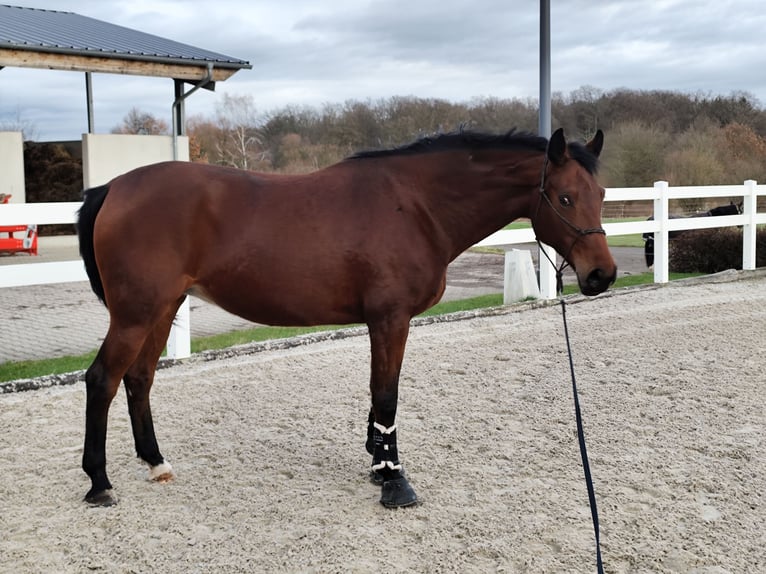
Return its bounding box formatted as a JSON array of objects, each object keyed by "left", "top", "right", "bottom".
[{"left": 0, "top": 4, "right": 251, "bottom": 70}]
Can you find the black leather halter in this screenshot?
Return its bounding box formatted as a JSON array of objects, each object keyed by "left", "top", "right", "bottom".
[{"left": 533, "top": 152, "right": 606, "bottom": 294}]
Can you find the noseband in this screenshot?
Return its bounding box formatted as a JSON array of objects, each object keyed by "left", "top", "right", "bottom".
[{"left": 532, "top": 152, "right": 606, "bottom": 294}]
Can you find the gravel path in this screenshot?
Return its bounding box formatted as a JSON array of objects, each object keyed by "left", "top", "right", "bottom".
[{"left": 1, "top": 271, "right": 764, "bottom": 573}]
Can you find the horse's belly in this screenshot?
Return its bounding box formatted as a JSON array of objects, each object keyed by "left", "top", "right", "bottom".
[
  {"left": 188, "top": 282, "right": 364, "bottom": 327},
  {"left": 190, "top": 245, "right": 446, "bottom": 327}
]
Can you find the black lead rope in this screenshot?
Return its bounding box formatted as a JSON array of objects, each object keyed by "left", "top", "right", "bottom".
[
  {"left": 537, "top": 242, "right": 604, "bottom": 573},
  {"left": 560, "top": 298, "right": 604, "bottom": 574}
]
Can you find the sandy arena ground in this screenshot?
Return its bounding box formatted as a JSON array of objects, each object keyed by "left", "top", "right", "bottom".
[{"left": 1, "top": 272, "right": 764, "bottom": 573}]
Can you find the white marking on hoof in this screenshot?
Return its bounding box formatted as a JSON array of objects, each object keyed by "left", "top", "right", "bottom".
[{"left": 148, "top": 462, "right": 174, "bottom": 483}]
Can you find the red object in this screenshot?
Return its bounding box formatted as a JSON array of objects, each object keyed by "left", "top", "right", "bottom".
[{"left": 0, "top": 194, "right": 38, "bottom": 256}]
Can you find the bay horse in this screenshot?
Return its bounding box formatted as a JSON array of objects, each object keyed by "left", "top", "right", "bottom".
[{"left": 77, "top": 128, "right": 616, "bottom": 508}]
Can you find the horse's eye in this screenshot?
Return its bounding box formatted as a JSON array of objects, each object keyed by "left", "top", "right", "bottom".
[{"left": 559, "top": 194, "right": 573, "bottom": 207}]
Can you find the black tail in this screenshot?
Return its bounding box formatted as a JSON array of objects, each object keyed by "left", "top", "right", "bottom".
[{"left": 77, "top": 184, "right": 110, "bottom": 307}]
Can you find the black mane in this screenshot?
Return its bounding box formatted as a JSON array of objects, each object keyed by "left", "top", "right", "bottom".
[{"left": 348, "top": 129, "right": 599, "bottom": 174}]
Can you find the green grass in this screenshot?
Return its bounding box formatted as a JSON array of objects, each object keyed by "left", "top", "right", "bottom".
[
  {"left": 604, "top": 217, "right": 647, "bottom": 248},
  {"left": 0, "top": 350, "right": 97, "bottom": 384},
  {"left": 192, "top": 325, "right": 341, "bottom": 353},
  {"left": 0, "top": 271, "right": 701, "bottom": 384}
]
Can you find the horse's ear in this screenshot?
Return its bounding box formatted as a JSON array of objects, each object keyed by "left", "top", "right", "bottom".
[
  {"left": 586, "top": 129, "right": 604, "bottom": 158},
  {"left": 547, "top": 128, "right": 567, "bottom": 165}
]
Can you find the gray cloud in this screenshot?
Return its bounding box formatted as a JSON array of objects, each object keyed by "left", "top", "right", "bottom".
[{"left": 2, "top": 0, "right": 765, "bottom": 140}]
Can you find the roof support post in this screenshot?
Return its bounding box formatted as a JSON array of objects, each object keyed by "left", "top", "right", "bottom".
[
  {"left": 173, "top": 79, "right": 185, "bottom": 137},
  {"left": 85, "top": 72, "right": 95, "bottom": 133},
  {"left": 171, "top": 63, "right": 213, "bottom": 160}
]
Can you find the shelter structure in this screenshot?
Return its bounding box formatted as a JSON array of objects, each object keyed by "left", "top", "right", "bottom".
[
  {"left": 0, "top": 4, "right": 252, "bottom": 203},
  {"left": 0, "top": 4, "right": 252, "bottom": 135}
]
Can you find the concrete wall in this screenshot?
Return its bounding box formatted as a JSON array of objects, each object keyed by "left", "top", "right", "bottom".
[
  {"left": 82, "top": 134, "right": 189, "bottom": 188},
  {"left": 0, "top": 132, "right": 26, "bottom": 203}
]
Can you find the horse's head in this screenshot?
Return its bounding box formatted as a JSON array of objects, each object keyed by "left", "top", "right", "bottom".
[{"left": 531, "top": 128, "right": 617, "bottom": 296}]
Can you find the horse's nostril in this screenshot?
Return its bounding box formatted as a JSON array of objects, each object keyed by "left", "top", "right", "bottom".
[
  {"left": 596, "top": 267, "right": 615, "bottom": 283},
  {"left": 584, "top": 266, "right": 617, "bottom": 295}
]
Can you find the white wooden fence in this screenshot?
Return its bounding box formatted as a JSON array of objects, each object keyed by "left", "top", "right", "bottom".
[{"left": 1, "top": 180, "right": 764, "bottom": 359}]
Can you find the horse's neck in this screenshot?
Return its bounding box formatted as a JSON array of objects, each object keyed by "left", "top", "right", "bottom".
[{"left": 415, "top": 153, "right": 541, "bottom": 260}]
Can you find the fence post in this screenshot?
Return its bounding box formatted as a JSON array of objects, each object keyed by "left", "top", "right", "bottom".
[
  {"left": 538, "top": 244, "right": 558, "bottom": 299},
  {"left": 166, "top": 298, "right": 191, "bottom": 359},
  {"left": 653, "top": 181, "right": 669, "bottom": 284},
  {"left": 504, "top": 249, "right": 541, "bottom": 303},
  {"left": 743, "top": 180, "right": 758, "bottom": 271}
]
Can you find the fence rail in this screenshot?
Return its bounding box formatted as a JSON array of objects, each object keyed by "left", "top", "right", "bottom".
[{"left": 2, "top": 181, "right": 764, "bottom": 359}]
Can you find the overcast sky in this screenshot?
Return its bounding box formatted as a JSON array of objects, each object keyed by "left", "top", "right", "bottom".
[{"left": 2, "top": 0, "right": 766, "bottom": 141}]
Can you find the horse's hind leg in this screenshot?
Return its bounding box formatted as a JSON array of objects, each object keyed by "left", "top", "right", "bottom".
[
  {"left": 83, "top": 324, "right": 151, "bottom": 506},
  {"left": 366, "top": 314, "right": 418, "bottom": 508},
  {"left": 123, "top": 299, "right": 184, "bottom": 484}
]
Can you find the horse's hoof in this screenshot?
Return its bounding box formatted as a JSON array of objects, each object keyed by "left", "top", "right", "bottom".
[
  {"left": 148, "top": 462, "right": 174, "bottom": 483},
  {"left": 380, "top": 477, "right": 418, "bottom": 508},
  {"left": 84, "top": 489, "right": 117, "bottom": 507}
]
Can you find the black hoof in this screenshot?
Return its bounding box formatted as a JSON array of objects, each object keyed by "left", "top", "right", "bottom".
[
  {"left": 84, "top": 489, "right": 117, "bottom": 507},
  {"left": 380, "top": 476, "right": 418, "bottom": 508}
]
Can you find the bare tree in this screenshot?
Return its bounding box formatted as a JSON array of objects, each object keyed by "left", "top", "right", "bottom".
[
  {"left": 215, "top": 93, "right": 264, "bottom": 169},
  {"left": 111, "top": 107, "right": 169, "bottom": 135},
  {"left": 0, "top": 108, "right": 39, "bottom": 140}
]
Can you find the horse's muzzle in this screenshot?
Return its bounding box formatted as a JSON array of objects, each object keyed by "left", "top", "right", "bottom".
[{"left": 579, "top": 265, "right": 617, "bottom": 296}]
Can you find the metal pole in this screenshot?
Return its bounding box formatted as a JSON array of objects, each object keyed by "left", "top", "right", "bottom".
[
  {"left": 171, "top": 64, "right": 213, "bottom": 161},
  {"left": 538, "top": 0, "right": 551, "bottom": 139},
  {"left": 538, "top": 0, "right": 557, "bottom": 298},
  {"left": 173, "top": 79, "right": 185, "bottom": 138},
  {"left": 85, "top": 72, "right": 95, "bottom": 134}
]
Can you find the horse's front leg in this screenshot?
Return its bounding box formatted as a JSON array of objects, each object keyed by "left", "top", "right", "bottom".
[{"left": 366, "top": 316, "right": 418, "bottom": 508}]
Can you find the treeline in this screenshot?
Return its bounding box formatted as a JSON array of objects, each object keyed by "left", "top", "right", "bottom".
[
  {"left": 185, "top": 88, "right": 766, "bottom": 189},
  {"left": 24, "top": 88, "right": 766, "bottom": 208}
]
